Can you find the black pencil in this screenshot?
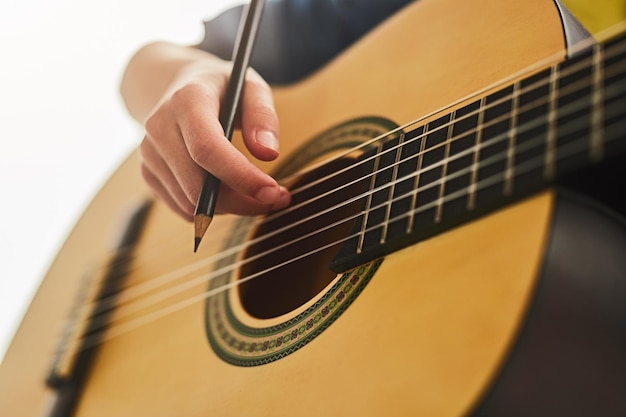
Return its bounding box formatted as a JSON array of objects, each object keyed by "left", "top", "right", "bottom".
[{"left": 193, "top": 0, "right": 265, "bottom": 252}]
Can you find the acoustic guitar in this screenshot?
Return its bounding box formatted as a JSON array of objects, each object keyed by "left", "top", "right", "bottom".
[{"left": 1, "top": 0, "right": 625, "bottom": 415}]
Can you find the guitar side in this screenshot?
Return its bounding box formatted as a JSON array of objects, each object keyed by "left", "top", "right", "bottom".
[{"left": 3, "top": 0, "right": 618, "bottom": 416}]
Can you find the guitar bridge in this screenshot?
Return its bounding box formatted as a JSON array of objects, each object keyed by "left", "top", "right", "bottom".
[{"left": 44, "top": 200, "right": 152, "bottom": 416}]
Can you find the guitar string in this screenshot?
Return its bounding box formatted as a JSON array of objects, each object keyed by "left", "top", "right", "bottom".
[
  {"left": 130, "top": 32, "right": 624, "bottom": 257},
  {"left": 239, "top": 29, "right": 621, "bottom": 216},
  {"left": 68, "top": 32, "right": 622, "bottom": 297},
  {"left": 64, "top": 110, "right": 624, "bottom": 354},
  {"left": 60, "top": 35, "right": 625, "bottom": 329},
  {"left": 67, "top": 38, "right": 625, "bottom": 325},
  {"left": 261, "top": 38, "right": 610, "bottom": 218},
  {"left": 96, "top": 33, "right": 622, "bottom": 272},
  {"left": 47, "top": 27, "right": 620, "bottom": 342},
  {"left": 155, "top": 27, "right": 623, "bottom": 258},
  {"left": 59, "top": 77, "right": 625, "bottom": 354}
]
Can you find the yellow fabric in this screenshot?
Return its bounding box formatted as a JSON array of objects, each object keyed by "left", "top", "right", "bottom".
[{"left": 562, "top": 0, "right": 626, "bottom": 34}]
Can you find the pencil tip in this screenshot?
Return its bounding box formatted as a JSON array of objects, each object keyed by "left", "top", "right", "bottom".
[{"left": 194, "top": 214, "right": 212, "bottom": 252}]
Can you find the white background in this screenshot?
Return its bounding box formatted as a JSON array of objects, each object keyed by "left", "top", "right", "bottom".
[{"left": 0, "top": 0, "right": 242, "bottom": 364}]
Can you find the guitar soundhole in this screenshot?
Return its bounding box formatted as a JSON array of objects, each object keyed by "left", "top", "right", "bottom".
[{"left": 239, "top": 156, "right": 367, "bottom": 319}]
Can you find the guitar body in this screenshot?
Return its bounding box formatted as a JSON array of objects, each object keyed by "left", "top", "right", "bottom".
[{"left": 1, "top": 0, "right": 625, "bottom": 416}]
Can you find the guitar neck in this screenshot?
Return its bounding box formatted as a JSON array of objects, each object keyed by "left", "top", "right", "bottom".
[{"left": 331, "top": 31, "right": 626, "bottom": 272}]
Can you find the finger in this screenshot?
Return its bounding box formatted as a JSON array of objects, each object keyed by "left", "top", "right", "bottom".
[
  {"left": 139, "top": 136, "right": 197, "bottom": 215},
  {"left": 140, "top": 163, "right": 193, "bottom": 222},
  {"left": 239, "top": 72, "right": 280, "bottom": 162},
  {"left": 215, "top": 184, "right": 290, "bottom": 216},
  {"left": 144, "top": 100, "right": 207, "bottom": 206},
  {"left": 141, "top": 141, "right": 289, "bottom": 218},
  {"left": 140, "top": 123, "right": 202, "bottom": 212},
  {"left": 175, "top": 83, "right": 287, "bottom": 207}
]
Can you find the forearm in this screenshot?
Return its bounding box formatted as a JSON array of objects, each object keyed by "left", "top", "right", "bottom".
[{"left": 120, "top": 41, "right": 224, "bottom": 123}]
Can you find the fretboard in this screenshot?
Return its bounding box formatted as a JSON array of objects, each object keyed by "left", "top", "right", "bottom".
[{"left": 330, "top": 31, "right": 626, "bottom": 273}]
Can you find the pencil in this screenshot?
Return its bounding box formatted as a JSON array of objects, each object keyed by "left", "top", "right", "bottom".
[{"left": 193, "top": 0, "right": 265, "bottom": 252}]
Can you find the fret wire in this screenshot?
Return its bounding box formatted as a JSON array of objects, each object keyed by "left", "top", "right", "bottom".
[
  {"left": 544, "top": 65, "right": 559, "bottom": 180},
  {"left": 435, "top": 111, "right": 455, "bottom": 223},
  {"left": 387, "top": 88, "right": 624, "bottom": 235},
  {"left": 363, "top": 62, "right": 619, "bottom": 199},
  {"left": 504, "top": 81, "right": 520, "bottom": 195},
  {"left": 281, "top": 66, "right": 616, "bottom": 230},
  {"left": 258, "top": 44, "right": 619, "bottom": 256},
  {"left": 357, "top": 142, "right": 382, "bottom": 253},
  {"left": 409, "top": 128, "right": 596, "bottom": 228},
  {"left": 384, "top": 82, "right": 623, "bottom": 227},
  {"left": 590, "top": 43, "right": 605, "bottom": 161},
  {"left": 381, "top": 132, "right": 405, "bottom": 244},
  {"left": 277, "top": 35, "right": 625, "bottom": 200},
  {"left": 275, "top": 42, "right": 625, "bottom": 212},
  {"left": 467, "top": 97, "right": 486, "bottom": 210},
  {"left": 273, "top": 71, "right": 623, "bottom": 246},
  {"left": 406, "top": 124, "right": 428, "bottom": 233}
]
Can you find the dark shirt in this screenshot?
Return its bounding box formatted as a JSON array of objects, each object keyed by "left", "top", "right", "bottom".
[{"left": 197, "top": 0, "right": 413, "bottom": 84}]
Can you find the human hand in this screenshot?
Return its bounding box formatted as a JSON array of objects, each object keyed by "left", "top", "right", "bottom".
[{"left": 137, "top": 56, "right": 291, "bottom": 221}]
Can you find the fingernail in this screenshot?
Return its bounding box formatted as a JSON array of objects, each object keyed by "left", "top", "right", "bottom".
[
  {"left": 256, "top": 130, "right": 279, "bottom": 152},
  {"left": 275, "top": 186, "right": 291, "bottom": 207},
  {"left": 255, "top": 185, "right": 281, "bottom": 204}
]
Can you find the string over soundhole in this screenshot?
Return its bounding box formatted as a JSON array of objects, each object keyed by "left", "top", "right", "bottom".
[{"left": 239, "top": 157, "right": 368, "bottom": 319}]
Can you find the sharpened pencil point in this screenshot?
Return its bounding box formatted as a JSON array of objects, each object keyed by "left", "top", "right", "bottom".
[{"left": 194, "top": 214, "right": 212, "bottom": 252}]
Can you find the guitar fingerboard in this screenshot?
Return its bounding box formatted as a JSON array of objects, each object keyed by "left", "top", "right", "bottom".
[{"left": 330, "top": 32, "right": 626, "bottom": 273}]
